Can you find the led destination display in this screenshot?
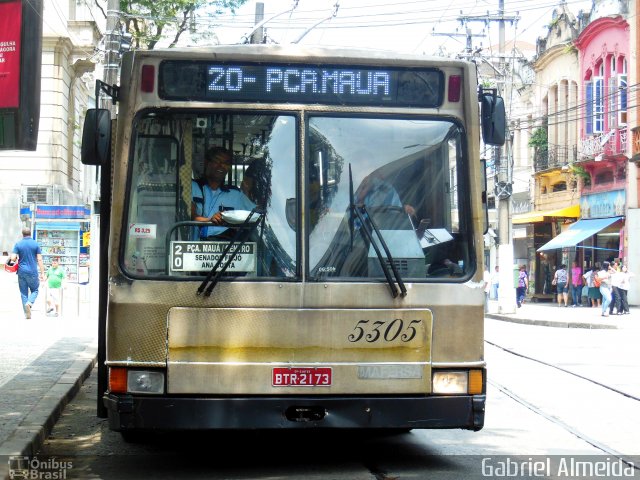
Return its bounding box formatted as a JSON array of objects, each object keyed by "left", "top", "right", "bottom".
[{"left": 159, "top": 61, "right": 443, "bottom": 107}]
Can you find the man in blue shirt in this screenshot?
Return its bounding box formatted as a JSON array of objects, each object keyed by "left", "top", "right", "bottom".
[
  {"left": 191, "top": 147, "right": 255, "bottom": 239},
  {"left": 11, "top": 227, "right": 45, "bottom": 319}
]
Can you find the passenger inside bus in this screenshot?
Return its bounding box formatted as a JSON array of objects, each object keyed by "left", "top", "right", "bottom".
[{"left": 191, "top": 147, "right": 255, "bottom": 240}]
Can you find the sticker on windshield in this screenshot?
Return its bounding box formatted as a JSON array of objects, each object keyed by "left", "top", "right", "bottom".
[{"left": 129, "top": 223, "right": 157, "bottom": 239}]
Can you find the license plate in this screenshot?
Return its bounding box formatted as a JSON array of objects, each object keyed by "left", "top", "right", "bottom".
[{"left": 272, "top": 367, "right": 332, "bottom": 387}]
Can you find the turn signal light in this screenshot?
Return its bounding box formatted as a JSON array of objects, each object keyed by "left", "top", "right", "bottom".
[
  {"left": 141, "top": 65, "right": 155, "bottom": 93},
  {"left": 109, "top": 367, "right": 127, "bottom": 393},
  {"left": 468, "top": 369, "right": 484, "bottom": 394},
  {"left": 448, "top": 75, "right": 461, "bottom": 102}
]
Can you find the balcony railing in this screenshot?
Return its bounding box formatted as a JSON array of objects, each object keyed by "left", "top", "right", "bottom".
[
  {"left": 580, "top": 128, "right": 628, "bottom": 159},
  {"left": 533, "top": 145, "right": 577, "bottom": 172}
]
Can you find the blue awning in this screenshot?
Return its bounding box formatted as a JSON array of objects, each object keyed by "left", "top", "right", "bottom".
[{"left": 537, "top": 217, "right": 623, "bottom": 252}]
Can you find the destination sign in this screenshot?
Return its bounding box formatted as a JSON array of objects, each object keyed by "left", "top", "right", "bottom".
[
  {"left": 170, "top": 241, "right": 256, "bottom": 273},
  {"left": 159, "top": 61, "right": 443, "bottom": 107}
]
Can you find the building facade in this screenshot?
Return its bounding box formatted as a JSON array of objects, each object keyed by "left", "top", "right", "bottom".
[
  {"left": 512, "top": 3, "right": 582, "bottom": 298},
  {"left": 0, "top": 0, "right": 102, "bottom": 255},
  {"left": 573, "top": 4, "right": 630, "bottom": 272}
]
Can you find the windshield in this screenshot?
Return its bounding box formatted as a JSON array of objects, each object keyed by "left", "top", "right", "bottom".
[
  {"left": 122, "top": 111, "right": 472, "bottom": 281},
  {"left": 308, "top": 116, "right": 472, "bottom": 281},
  {"left": 123, "top": 111, "right": 297, "bottom": 278}
]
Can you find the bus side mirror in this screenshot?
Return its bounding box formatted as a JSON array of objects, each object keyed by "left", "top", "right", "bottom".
[
  {"left": 81, "top": 108, "right": 111, "bottom": 166},
  {"left": 480, "top": 92, "right": 506, "bottom": 146}
]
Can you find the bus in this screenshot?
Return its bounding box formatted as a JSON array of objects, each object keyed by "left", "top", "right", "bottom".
[{"left": 82, "top": 45, "right": 505, "bottom": 436}]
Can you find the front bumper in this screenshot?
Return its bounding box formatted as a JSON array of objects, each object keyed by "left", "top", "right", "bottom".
[{"left": 104, "top": 393, "right": 486, "bottom": 431}]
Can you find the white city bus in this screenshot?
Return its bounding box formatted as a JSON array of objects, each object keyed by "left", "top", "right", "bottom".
[{"left": 82, "top": 44, "right": 505, "bottom": 436}]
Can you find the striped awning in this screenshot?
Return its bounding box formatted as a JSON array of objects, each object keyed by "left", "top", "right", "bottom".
[{"left": 512, "top": 204, "right": 580, "bottom": 224}]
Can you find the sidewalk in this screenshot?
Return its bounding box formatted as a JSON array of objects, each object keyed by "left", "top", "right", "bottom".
[
  {"left": 0, "top": 271, "right": 97, "bottom": 480},
  {"left": 486, "top": 298, "right": 639, "bottom": 329}
]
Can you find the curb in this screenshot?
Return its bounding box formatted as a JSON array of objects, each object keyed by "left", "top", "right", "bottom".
[
  {"left": 486, "top": 313, "right": 617, "bottom": 329},
  {"left": 0, "top": 345, "right": 97, "bottom": 480}
]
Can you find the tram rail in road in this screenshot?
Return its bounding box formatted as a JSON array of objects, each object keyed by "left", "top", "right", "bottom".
[{"left": 485, "top": 339, "right": 640, "bottom": 471}]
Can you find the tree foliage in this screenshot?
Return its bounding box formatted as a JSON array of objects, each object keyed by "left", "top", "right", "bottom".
[{"left": 120, "top": 0, "right": 248, "bottom": 50}]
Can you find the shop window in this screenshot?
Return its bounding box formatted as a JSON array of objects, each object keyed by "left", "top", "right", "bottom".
[{"left": 552, "top": 182, "right": 567, "bottom": 192}]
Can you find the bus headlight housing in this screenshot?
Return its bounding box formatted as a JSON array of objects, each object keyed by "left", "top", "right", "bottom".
[
  {"left": 432, "top": 370, "right": 483, "bottom": 395},
  {"left": 127, "top": 370, "right": 165, "bottom": 394}
]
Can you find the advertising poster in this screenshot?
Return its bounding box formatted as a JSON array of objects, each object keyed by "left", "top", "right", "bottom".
[{"left": 0, "top": 0, "right": 22, "bottom": 108}]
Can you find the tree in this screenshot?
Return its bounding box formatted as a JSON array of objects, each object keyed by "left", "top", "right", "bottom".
[{"left": 120, "top": 0, "right": 248, "bottom": 50}]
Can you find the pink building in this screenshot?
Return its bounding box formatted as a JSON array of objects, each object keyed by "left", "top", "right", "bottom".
[{"left": 574, "top": 13, "right": 629, "bottom": 265}]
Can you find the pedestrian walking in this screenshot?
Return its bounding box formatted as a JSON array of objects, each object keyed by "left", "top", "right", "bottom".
[
  {"left": 596, "top": 261, "right": 613, "bottom": 317},
  {"left": 617, "top": 265, "right": 633, "bottom": 315},
  {"left": 553, "top": 264, "right": 569, "bottom": 307},
  {"left": 10, "top": 227, "right": 45, "bottom": 319},
  {"left": 483, "top": 267, "right": 491, "bottom": 313},
  {"left": 584, "top": 265, "right": 601, "bottom": 308},
  {"left": 610, "top": 267, "right": 623, "bottom": 315},
  {"left": 516, "top": 264, "right": 528, "bottom": 308},
  {"left": 490, "top": 265, "right": 500, "bottom": 300},
  {"left": 570, "top": 260, "right": 582, "bottom": 307},
  {"left": 45, "top": 257, "right": 66, "bottom": 317}
]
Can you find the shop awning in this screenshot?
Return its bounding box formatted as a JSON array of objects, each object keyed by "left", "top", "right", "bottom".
[
  {"left": 512, "top": 204, "right": 580, "bottom": 224},
  {"left": 537, "top": 216, "right": 623, "bottom": 252}
]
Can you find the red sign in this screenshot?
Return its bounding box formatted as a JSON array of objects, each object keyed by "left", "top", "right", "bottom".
[{"left": 0, "top": 1, "right": 22, "bottom": 108}]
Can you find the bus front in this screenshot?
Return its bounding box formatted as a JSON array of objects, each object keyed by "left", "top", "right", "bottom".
[{"left": 89, "top": 46, "right": 501, "bottom": 435}]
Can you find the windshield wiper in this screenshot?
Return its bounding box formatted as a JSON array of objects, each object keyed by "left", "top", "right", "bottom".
[
  {"left": 197, "top": 207, "right": 265, "bottom": 297},
  {"left": 348, "top": 165, "right": 407, "bottom": 298},
  {"left": 359, "top": 205, "right": 407, "bottom": 298}
]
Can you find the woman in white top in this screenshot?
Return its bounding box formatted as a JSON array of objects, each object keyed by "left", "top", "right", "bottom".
[
  {"left": 597, "top": 261, "right": 613, "bottom": 317},
  {"left": 616, "top": 266, "right": 634, "bottom": 314}
]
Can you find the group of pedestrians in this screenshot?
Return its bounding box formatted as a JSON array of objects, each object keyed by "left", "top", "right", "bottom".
[
  {"left": 585, "top": 261, "right": 633, "bottom": 317},
  {"left": 553, "top": 260, "right": 634, "bottom": 317}
]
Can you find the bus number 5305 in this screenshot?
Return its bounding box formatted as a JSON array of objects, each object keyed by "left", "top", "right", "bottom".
[{"left": 348, "top": 319, "right": 422, "bottom": 343}]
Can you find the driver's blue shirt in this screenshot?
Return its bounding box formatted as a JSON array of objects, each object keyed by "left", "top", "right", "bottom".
[
  {"left": 192, "top": 181, "right": 255, "bottom": 238},
  {"left": 362, "top": 177, "right": 402, "bottom": 208}
]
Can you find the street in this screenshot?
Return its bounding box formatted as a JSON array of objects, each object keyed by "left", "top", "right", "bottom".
[{"left": 31, "top": 317, "right": 640, "bottom": 479}]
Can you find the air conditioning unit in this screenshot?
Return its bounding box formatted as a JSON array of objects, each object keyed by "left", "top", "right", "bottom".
[{"left": 21, "top": 185, "right": 53, "bottom": 205}]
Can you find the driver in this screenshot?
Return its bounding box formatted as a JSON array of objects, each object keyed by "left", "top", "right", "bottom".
[
  {"left": 192, "top": 147, "right": 255, "bottom": 239},
  {"left": 355, "top": 171, "right": 415, "bottom": 216}
]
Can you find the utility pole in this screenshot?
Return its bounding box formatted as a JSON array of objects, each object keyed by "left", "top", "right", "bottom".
[
  {"left": 102, "top": 0, "right": 121, "bottom": 109},
  {"left": 460, "top": 2, "right": 518, "bottom": 313},
  {"left": 495, "top": 0, "right": 516, "bottom": 313},
  {"left": 431, "top": 27, "right": 485, "bottom": 59},
  {"left": 250, "top": 2, "right": 265, "bottom": 44}
]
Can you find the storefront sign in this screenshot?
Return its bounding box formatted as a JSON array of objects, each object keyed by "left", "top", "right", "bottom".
[
  {"left": 0, "top": 1, "right": 22, "bottom": 108},
  {"left": 20, "top": 205, "right": 91, "bottom": 219},
  {"left": 580, "top": 190, "right": 625, "bottom": 219}
]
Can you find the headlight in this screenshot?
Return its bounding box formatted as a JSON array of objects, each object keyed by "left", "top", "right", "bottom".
[
  {"left": 127, "top": 370, "right": 165, "bottom": 394},
  {"left": 432, "top": 371, "right": 467, "bottom": 394},
  {"left": 432, "top": 370, "right": 484, "bottom": 395}
]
